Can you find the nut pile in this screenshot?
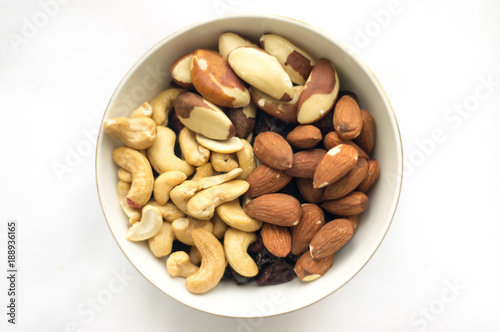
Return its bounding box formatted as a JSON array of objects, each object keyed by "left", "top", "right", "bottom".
[{"left": 103, "top": 31, "right": 379, "bottom": 294}]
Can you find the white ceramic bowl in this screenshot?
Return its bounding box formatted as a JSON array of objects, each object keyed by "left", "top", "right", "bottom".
[{"left": 96, "top": 13, "right": 403, "bottom": 318}]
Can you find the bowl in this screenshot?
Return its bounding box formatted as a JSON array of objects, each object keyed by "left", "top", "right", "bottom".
[{"left": 95, "top": 13, "right": 403, "bottom": 318}]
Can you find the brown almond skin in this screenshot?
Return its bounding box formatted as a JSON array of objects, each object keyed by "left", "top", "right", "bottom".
[
  {"left": 296, "top": 178, "right": 325, "bottom": 204},
  {"left": 291, "top": 203, "right": 325, "bottom": 255},
  {"left": 357, "top": 159, "right": 379, "bottom": 193},
  {"left": 285, "top": 149, "right": 327, "bottom": 178},
  {"left": 354, "top": 110, "right": 376, "bottom": 155},
  {"left": 294, "top": 250, "right": 334, "bottom": 281},
  {"left": 323, "top": 158, "right": 368, "bottom": 200},
  {"left": 321, "top": 191, "right": 369, "bottom": 216},
  {"left": 323, "top": 131, "right": 369, "bottom": 160},
  {"left": 313, "top": 144, "right": 358, "bottom": 189},
  {"left": 309, "top": 219, "right": 353, "bottom": 260},
  {"left": 345, "top": 215, "right": 359, "bottom": 232},
  {"left": 286, "top": 125, "right": 322, "bottom": 149},
  {"left": 246, "top": 165, "right": 292, "bottom": 197},
  {"left": 261, "top": 223, "right": 291, "bottom": 257},
  {"left": 253, "top": 132, "right": 293, "bottom": 170},
  {"left": 333, "top": 95, "right": 363, "bottom": 140},
  {"left": 245, "top": 193, "right": 303, "bottom": 226},
  {"left": 191, "top": 49, "right": 249, "bottom": 108}
]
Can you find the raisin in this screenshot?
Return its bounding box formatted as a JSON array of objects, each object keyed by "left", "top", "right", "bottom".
[
  {"left": 285, "top": 251, "right": 301, "bottom": 266},
  {"left": 248, "top": 233, "right": 264, "bottom": 255},
  {"left": 256, "top": 248, "right": 282, "bottom": 270},
  {"left": 256, "top": 261, "right": 295, "bottom": 286},
  {"left": 229, "top": 266, "right": 253, "bottom": 285},
  {"left": 278, "top": 178, "right": 306, "bottom": 204},
  {"left": 253, "top": 111, "right": 295, "bottom": 139},
  {"left": 313, "top": 111, "right": 334, "bottom": 137},
  {"left": 338, "top": 90, "right": 358, "bottom": 101}
]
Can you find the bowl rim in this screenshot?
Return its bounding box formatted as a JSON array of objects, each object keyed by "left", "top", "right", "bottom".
[{"left": 95, "top": 12, "right": 403, "bottom": 318}]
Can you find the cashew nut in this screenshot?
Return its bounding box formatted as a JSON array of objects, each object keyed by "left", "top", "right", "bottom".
[
  {"left": 179, "top": 127, "right": 210, "bottom": 166},
  {"left": 171, "top": 217, "right": 214, "bottom": 245},
  {"left": 130, "top": 102, "right": 153, "bottom": 118},
  {"left": 126, "top": 205, "right": 163, "bottom": 241},
  {"left": 210, "top": 152, "right": 239, "bottom": 172},
  {"left": 212, "top": 212, "right": 228, "bottom": 239},
  {"left": 154, "top": 171, "right": 187, "bottom": 205},
  {"left": 117, "top": 181, "right": 141, "bottom": 224},
  {"left": 191, "top": 163, "right": 214, "bottom": 181},
  {"left": 148, "top": 222, "right": 174, "bottom": 257},
  {"left": 112, "top": 147, "right": 154, "bottom": 207},
  {"left": 103, "top": 117, "right": 157, "bottom": 150},
  {"left": 189, "top": 246, "right": 202, "bottom": 265},
  {"left": 147, "top": 126, "right": 194, "bottom": 176},
  {"left": 118, "top": 168, "right": 132, "bottom": 183},
  {"left": 169, "top": 180, "right": 199, "bottom": 215},
  {"left": 186, "top": 180, "right": 250, "bottom": 220},
  {"left": 196, "top": 134, "right": 244, "bottom": 154},
  {"left": 197, "top": 168, "right": 243, "bottom": 190},
  {"left": 215, "top": 199, "right": 262, "bottom": 232},
  {"left": 236, "top": 139, "right": 255, "bottom": 180},
  {"left": 150, "top": 88, "right": 184, "bottom": 126},
  {"left": 185, "top": 228, "right": 226, "bottom": 294},
  {"left": 167, "top": 251, "right": 199, "bottom": 278},
  {"left": 224, "top": 227, "right": 258, "bottom": 277},
  {"left": 147, "top": 200, "right": 185, "bottom": 222}
]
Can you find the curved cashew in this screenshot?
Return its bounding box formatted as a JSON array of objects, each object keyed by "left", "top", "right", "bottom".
[
  {"left": 212, "top": 212, "right": 229, "bottom": 239},
  {"left": 210, "top": 152, "right": 239, "bottom": 172},
  {"left": 186, "top": 180, "right": 250, "bottom": 220},
  {"left": 169, "top": 180, "right": 199, "bottom": 215},
  {"left": 167, "top": 251, "right": 199, "bottom": 278},
  {"left": 117, "top": 181, "right": 141, "bottom": 224},
  {"left": 197, "top": 168, "right": 243, "bottom": 190},
  {"left": 126, "top": 205, "right": 163, "bottom": 241},
  {"left": 147, "top": 200, "right": 185, "bottom": 222},
  {"left": 236, "top": 139, "right": 255, "bottom": 180},
  {"left": 179, "top": 127, "right": 210, "bottom": 167},
  {"left": 196, "top": 134, "right": 244, "bottom": 154},
  {"left": 118, "top": 168, "right": 132, "bottom": 183},
  {"left": 154, "top": 171, "right": 187, "bottom": 205},
  {"left": 150, "top": 88, "right": 184, "bottom": 126},
  {"left": 215, "top": 199, "right": 262, "bottom": 232},
  {"left": 189, "top": 246, "right": 202, "bottom": 265},
  {"left": 130, "top": 102, "right": 153, "bottom": 118},
  {"left": 148, "top": 222, "right": 174, "bottom": 257},
  {"left": 186, "top": 228, "right": 226, "bottom": 294},
  {"left": 171, "top": 217, "right": 214, "bottom": 245},
  {"left": 224, "top": 227, "right": 258, "bottom": 277},
  {"left": 103, "top": 117, "right": 157, "bottom": 150},
  {"left": 191, "top": 163, "right": 214, "bottom": 181},
  {"left": 147, "top": 126, "right": 194, "bottom": 176},
  {"left": 112, "top": 147, "right": 154, "bottom": 207}
]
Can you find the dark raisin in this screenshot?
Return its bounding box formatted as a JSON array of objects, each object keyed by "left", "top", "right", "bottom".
[
  {"left": 278, "top": 178, "right": 306, "bottom": 204},
  {"left": 253, "top": 111, "right": 295, "bottom": 139},
  {"left": 248, "top": 233, "right": 264, "bottom": 255},
  {"left": 256, "top": 261, "right": 295, "bottom": 286},
  {"left": 221, "top": 266, "right": 233, "bottom": 281},
  {"left": 256, "top": 248, "right": 282, "bottom": 270},
  {"left": 338, "top": 90, "right": 358, "bottom": 101},
  {"left": 313, "top": 111, "right": 334, "bottom": 137},
  {"left": 285, "top": 251, "right": 301, "bottom": 266},
  {"left": 228, "top": 266, "right": 253, "bottom": 285}
]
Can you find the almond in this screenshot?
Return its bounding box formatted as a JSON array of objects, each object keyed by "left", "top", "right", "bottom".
[
  {"left": 296, "top": 178, "right": 325, "bottom": 204},
  {"left": 297, "top": 58, "right": 339, "bottom": 124},
  {"left": 291, "top": 203, "right": 325, "bottom": 255},
  {"left": 357, "top": 159, "right": 379, "bottom": 193},
  {"left": 294, "top": 250, "right": 334, "bottom": 281},
  {"left": 309, "top": 218, "right": 353, "bottom": 260},
  {"left": 333, "top": 95, "right": 363, "bottom": 140},
  {"left": 323, "top": 131, "right": 369, "bottom": 160},
  {"left": 285, "top": 149, "right": 327, "bottom": 178},
  {"left": 323, "top": 158, "right": 368, "bottom": 200},
  {"left": 321, "top": 191, "right": 369, "bottom": 216},
  {"left": 345, "top": 215, "right": 359, "bottom": 232},
  {"left": 246, "top": 165, "right": 292, "bottom": 197},
  {"left": 286, "top": 125, "right": 322, "bottom": 149},
  {"left": 354, "top": 109, "right": 376, "bottom": 155},
  {"left": 313, "top": 144, "right": 358, "bottom": 189},
  {"left": 261, "top": 223, "right": 291, "bottom": 257},
  {"left": 253, "top": 132, "right": 293, "bottom": 170},
  {"left": 191, "top": 49, "right": 250, "bottom": 108},
  {"left": 244, "top": 193, "right": 303, "bottom": 226}
]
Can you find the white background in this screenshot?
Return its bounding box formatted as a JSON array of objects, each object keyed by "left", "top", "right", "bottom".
[{"left": 1, "top": 0, "right": 499, "bottom": 331}]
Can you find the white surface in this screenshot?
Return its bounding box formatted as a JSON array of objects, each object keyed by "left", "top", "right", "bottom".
[{"left": 1, "top": 0, "right": 499, "bottom": 331}]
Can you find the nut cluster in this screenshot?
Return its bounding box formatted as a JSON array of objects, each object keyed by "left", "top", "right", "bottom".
[{"left": 103, "top": 31, "right": 379, "bottom": 294}]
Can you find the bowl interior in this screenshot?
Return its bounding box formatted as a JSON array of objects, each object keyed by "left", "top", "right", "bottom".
[{"left": 96, "top": 14, "right": 403, "bottom": 318}]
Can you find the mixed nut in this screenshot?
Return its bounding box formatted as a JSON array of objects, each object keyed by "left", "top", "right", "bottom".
[{"left": 103, "top": 31, "right": 379, "bottom": 294}]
